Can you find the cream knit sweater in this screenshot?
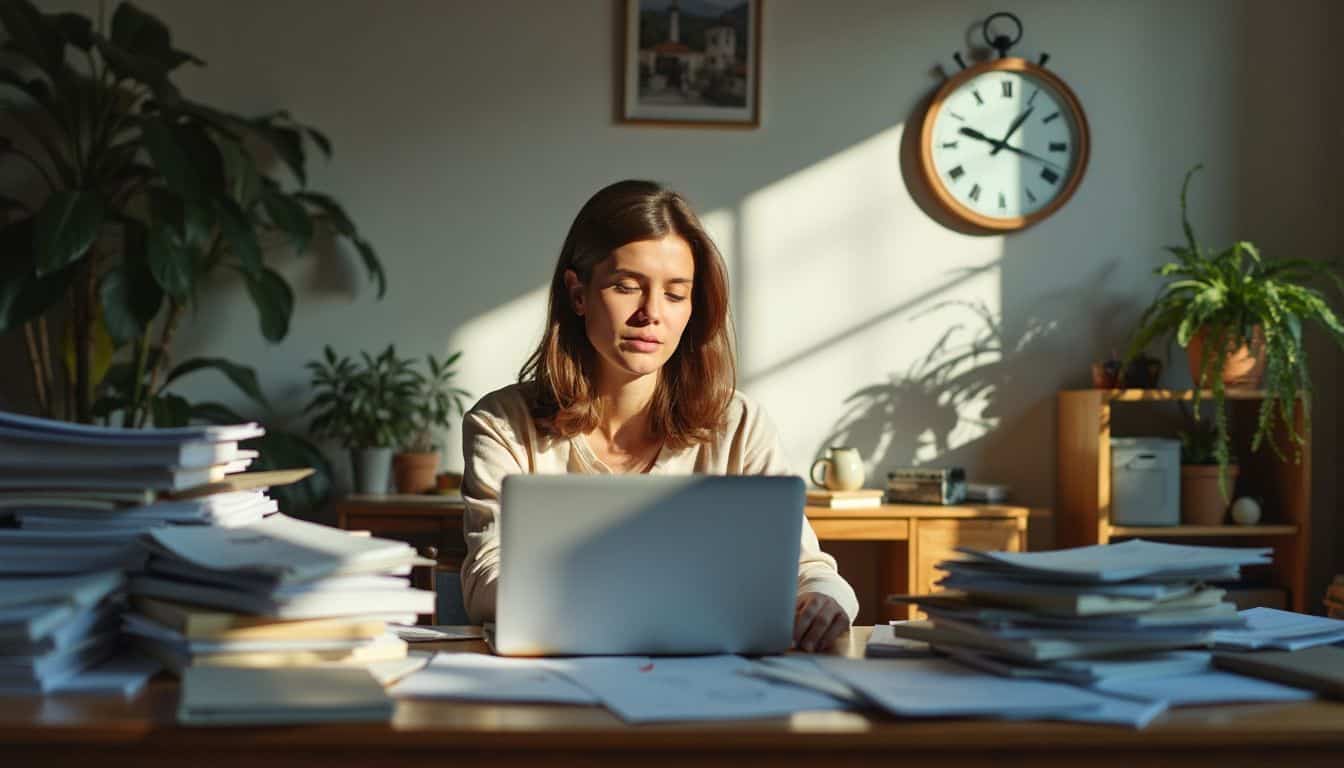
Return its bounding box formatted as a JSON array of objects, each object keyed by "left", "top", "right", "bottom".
[{"left": 459, "top": 382, "right": 860, "bottom": 624}]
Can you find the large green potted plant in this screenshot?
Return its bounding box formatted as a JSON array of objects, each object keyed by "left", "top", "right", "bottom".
[
  {"left": 0, "top": 1, "right": 386, "bottom": 513},
  {"left": 304, "top": 345, "right": 417, "bottom": 495},
  {"left": 1127, "top": 165, "right": 1344, "bottom": 496},
  {"left": 393, "top": 350, "right": 471, "bottom": 494}
]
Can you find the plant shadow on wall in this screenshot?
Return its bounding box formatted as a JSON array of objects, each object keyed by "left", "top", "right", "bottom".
[
  {"left": 819, "top": 299, "right": 1058, "bottom": 478},
  {"left": 0, "top": 1, "right": 386, "bottom": 514}
]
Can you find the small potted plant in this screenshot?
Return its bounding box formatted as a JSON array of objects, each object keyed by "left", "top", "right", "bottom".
[
  {"left": 393, "top": 351, "right": 471, "bottom": 494},
  {"left": 1127, "top": 164, "right": 1344, "bottom": 494},
  {"left": 305, "top": 345, "right": 416, "bottom": 495},
  {"left": 1179, "top": 419, "right": 1236, "bottom": 526}
]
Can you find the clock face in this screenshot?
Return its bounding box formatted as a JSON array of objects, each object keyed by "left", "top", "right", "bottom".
[{"left": 925, "top": 65, "right": 1085, "bottom": 225}]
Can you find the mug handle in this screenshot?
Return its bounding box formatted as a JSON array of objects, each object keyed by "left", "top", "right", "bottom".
[{"left": 810, "top": 458, "right": 830, "bottom": 489}]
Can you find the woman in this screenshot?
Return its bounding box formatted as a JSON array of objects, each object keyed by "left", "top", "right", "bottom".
[{"left": 460, "top": 180, "right": 858, "bottom": 652}]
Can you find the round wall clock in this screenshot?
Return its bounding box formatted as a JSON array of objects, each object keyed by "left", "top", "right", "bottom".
[{"left": 919, "top": 56, "right": 1090, "bottom": 231}]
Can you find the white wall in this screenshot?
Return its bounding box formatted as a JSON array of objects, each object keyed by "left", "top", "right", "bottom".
[{"left": 26, "top": 0, "right": 1341, "bottom": 589}]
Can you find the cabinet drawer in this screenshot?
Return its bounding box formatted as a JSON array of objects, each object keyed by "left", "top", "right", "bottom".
[{"left": 915, "top": 519, "right": 1021, "bottom": 595}]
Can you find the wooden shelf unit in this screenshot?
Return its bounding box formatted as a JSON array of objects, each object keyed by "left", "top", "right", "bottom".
[{"left": 1057, "top": 388, "right": 1311, "bottom": 611}]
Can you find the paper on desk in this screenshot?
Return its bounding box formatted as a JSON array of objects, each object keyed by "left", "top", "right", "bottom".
[
  {"left": 739, "top": 656, "right": 867, "bottom": 704},
  {"left": 550, "top": 655, "right": 850, "bottom": 723},
  {"left": 47, "top": 653, "right": 161, "bottom": 697},
  {"left": 389, "top": 624, "right": 484, "bottom": 643},
  {"left": 813, "top": 656, "right": 1162, "bottom": 727},
  {"left": 388, "top": 652, "right": 599, "bottom": 704},
  {"left": 954, "top": 540, "right": 1271, "bottom": 582},
  {"left": 1211, "top": 608, "right": 1344, "bottom": 651},
  {"left": 1092, "top": 670, "right": 1318, "bottom": 706}
]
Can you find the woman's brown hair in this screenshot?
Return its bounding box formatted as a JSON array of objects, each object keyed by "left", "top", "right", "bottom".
[{"left": 519, "top": 180, "right": 735, "bottom": 451}]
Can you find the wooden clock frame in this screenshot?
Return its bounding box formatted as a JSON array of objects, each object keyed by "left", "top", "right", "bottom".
[{"left": 919, "top": 57, "right": 1091, "bottom": 231}]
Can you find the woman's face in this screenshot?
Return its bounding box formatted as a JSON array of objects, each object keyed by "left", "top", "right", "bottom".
[{"left": 566, "top": 234, "right": 696, "bottom": 385}]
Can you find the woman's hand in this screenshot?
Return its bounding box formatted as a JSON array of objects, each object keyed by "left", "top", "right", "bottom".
[{"left": 793, "top": 592, "right": 849, "bottom": 652}]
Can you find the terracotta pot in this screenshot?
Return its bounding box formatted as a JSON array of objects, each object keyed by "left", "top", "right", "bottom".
[
  {"left": 436, "top": 471, "right": 463, "bottom": 492},
  {"left": 392, "top": 451, "right": 440, "bottom": 494},
  {"left": 1181, "top": 464, "right": 1238, "bottom": 525},
  {"left": 1186, "top": 326, "right": 1267, "bottom": 388}
]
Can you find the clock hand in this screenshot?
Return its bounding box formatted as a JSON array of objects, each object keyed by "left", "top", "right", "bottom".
[
  {"left": 957, "top": 127, "right": 1064, "bottom": 171},
  {"left": 990, "top": 107, "right": 1034, "bottom": 156}
]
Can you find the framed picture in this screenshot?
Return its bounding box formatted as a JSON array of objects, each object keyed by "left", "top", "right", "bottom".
[{"left": 621, "top": 0, "right": 761, "bottom": 127}]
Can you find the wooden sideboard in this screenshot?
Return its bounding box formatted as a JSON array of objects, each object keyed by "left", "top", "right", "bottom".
[{"left": 333, "top": 494, "right": 1033, "bottom": 623}]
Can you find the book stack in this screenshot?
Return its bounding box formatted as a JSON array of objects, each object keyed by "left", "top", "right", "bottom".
[
  {"left": 887, "top": 540, "right": 1269, "bottom": 685},
  {"left": 0, "top": 410, "right": 270, "bottom": 693},
  {"left": 124, "top": 514, "right": 434, "bottom": 676},
  {"left": 805, "top": 488, "right": 884, "bottom": 509}
]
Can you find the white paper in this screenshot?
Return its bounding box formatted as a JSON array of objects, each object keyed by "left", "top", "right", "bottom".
[
  {"left": 47, "top": 653, "right": 160, "bottom": 697},
  {"left": 388, "top": 652, "right": 599, "bottom": 704},
  {"left": 866, "top": 623, "right": 934, "bottom": 657},
  {"left": 1212, "top": 608, "right": 1344, "bottom": 650},
  {"left": 739, "top": 656, "right": 866, "bottom": 704},
  {"left": 390, "top": 625, "right": 484, "bottom": 642},
  {"left": 815, "top": 656, "right": 1138, "bottom": 720},
  {"left": 551, "top": 655, "right": 848, "bottom": 723},
  {"left": 954, "top": 540, "right": 1271, "bottom": 582},
  {"left": 1093, "top": 670, "right": 1317, "bottom": 705},
  {"left": 144, "top": 514, "right": 420, "bottom": 584}
]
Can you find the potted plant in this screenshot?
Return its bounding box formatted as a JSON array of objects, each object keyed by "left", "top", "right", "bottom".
[
  {"left": 0, "top": 1, "right": 386, "bottom": 515},
  {"left": 305, "top": 346, "right": 416, "bottom": 495},
  {"left": 1178, "top": 419, "right": 1235, "bottom": 526},
  {"left": 1127, "top": 164, "right": 1344, "bottom": 496},
  {"left": 393, "top": 351, "right": 471, "bottom": 494}
]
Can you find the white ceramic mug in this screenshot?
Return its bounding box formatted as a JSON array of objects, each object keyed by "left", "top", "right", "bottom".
[{"left": 810, "top": 446, "right": 865, "bottom": 491}]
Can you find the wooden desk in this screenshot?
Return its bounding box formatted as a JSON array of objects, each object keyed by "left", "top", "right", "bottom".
[
  {"left": 5, "top": 627, "right": 1343, "bottom": 767},
  {"left": 807, "top": 503, "right": 1031, "bottom": 622},
  {"left": 333, "top": 496, "right": 1033, "bottom": 624}
]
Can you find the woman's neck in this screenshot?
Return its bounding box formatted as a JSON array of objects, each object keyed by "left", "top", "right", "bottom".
[{"left": 591, "top": 369, "right": 658, "bottom": 450}]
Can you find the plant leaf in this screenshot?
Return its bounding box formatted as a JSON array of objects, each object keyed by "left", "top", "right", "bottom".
[
  {"left": 165, "top": 356, "right": 271, "bottom": 410},
  {"left": 241, "top": 266, "right": 294, "bottom": 342},
  {"left": 353, "top": 237, "right": 386, "bottom": 299},
  {"left": 214, "top": 197, "right": 262, "bottom": 275},
  {"left": 150, "top": 392, "right": 191, "bottom": 427},
  {"left": 145, "top": 225, "right": 193, "bottom": 300},
  {"left": 138, "top": 117, "right": 199, "bottom": 199},
  {"left": 34, "top": 190, "right": 103, "bottom": 276},
  {"left": 49, "top": 11, "right": 93, "bottom": 50},
  {"left": 0, "top": 217, "right": 72, "bottom": 332},
  {"left": 98, "top": 221, "right": 163, "bottom": 345},
  {"left": 260, "top": 188, "right": 313, "bottom": 253}
]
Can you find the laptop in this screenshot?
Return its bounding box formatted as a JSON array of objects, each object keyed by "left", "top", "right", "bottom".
[{"left": 494, "top": 474, "right": 804, "bottom": 656}]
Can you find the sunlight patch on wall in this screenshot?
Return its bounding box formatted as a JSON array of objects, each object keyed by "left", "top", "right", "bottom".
[
  {"left": 441, "top": 284, "right": 549, "bottom": 468},
  {"left": 731, "top": 122, "right": 1007, "bottom": 475}
]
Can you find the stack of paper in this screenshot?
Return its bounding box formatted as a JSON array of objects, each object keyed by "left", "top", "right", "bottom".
[
  {"left": 0, "top": 409, "right": 272, "bottom": 694},
  {"left": 179, "top": 665, "right": 394, "bottom": 725},
  {"left": 0, "top": 571, "right": 127, "bottom": 694},
  {"left": 1210, "top": 607, "right": 1344, "bottom": 650},
  {"left": 125, "top": 514, "right": 434, "bottom": 674},
  {"left": 889, "top": 540, "right": 1269, "bottom": 682}
]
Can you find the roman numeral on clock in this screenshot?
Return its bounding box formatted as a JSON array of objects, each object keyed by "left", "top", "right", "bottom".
[
  {"left": 1025, "top": 187, "right": 1037, "bottom": 203},
  {"left": 942, "top": 141, "right": 959, "bottom": 149},
  {"left": 998, "top": 192, "right": 1006, "bottom": 210},
  {"left": 972, "top": 90, "right": 984, "bottom": 105},
  {"left": 1042, "top": 111, "right": 1061, "bottom": 124},
  {"left": 1040, "top": 168, "right": 1060, "bottom": 185},
  {"left": 949, "top": 165, "right": 965, "bottom": 181},
  {"left": 1002, "top": 80, "right": 1013, "bottom": 98},
  {"left": 968, "top": 183, "right": 982, "bottom": 202},
  {"left": 1049, "top": 142, "right": 1067, "bottom": 152}
]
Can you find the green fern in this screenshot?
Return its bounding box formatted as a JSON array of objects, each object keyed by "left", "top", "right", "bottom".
[{"left": 1126, "top": 165, "right": 1344, "bottom": 498}]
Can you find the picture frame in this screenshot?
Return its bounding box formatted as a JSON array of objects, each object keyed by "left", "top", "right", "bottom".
[{"left": 620, "top": 0, "right": 761, "bottom": 128}]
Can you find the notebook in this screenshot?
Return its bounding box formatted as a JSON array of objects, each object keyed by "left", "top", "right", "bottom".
[
  {"left": 177, "top": 666, "right": 393, "bottom": 725},
  {"left": 1213, "top": 645, "right": 1344, "bottom": 700}
]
